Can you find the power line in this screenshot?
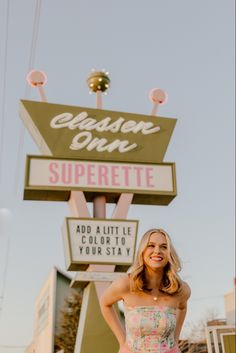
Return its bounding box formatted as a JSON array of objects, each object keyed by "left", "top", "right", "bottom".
[
  {"left": 0, "top": 0, "right": 10, "bottom": 187},
  {"left": 14, "top": 0, "right": 43, "bottom": 198},
  {"left": 0, "top": 234, "right": 10, "bottom": 319},
  {"left": 0, "top": 0, "right": 42, "bottom": 321}
]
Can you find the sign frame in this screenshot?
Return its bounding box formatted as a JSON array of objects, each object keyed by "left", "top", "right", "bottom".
[
  {"left": 63, "top": 217, "right": 139, "bottom": 271},
  {"left": 24, "top": 155, "right": 177, "bottom": 205}
]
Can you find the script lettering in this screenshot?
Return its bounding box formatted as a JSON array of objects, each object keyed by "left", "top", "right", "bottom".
[{"left": 50, "top": 111, "right": 160, "bottom": 154}]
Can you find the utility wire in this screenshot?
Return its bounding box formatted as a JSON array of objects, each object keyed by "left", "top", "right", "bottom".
[
  {"left": 0, "top": 0, "right": 42, "bottom": 322},
  {"left": 0, "top": 0, "right": 11, "bottom": 323},
  {"left": 0, "top": 234, "right": 10, "bottom": 319},
  {"left": 0, "top": 0, "right": 10, "bottom": 187},
  {"left": 14, "top": 0, "right": 42, "bottom": 197}
]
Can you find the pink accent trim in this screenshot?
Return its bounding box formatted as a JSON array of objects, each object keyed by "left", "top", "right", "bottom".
[
  {"left": 112, "top": 193, "right": 133, "bottom": 219},
  {"left": 38, "top": 86, "right": 47, "bottom": 102},
  {"left": 68, "top": 191, "right": 90, "bottom": 218},
  {"left": 151, "top": 102, "right": 159, "bottom": 116}
]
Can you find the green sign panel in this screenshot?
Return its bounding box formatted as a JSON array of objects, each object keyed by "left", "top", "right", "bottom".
[{"left": 19, "top": 100, "right": 177, "bottom": 163}]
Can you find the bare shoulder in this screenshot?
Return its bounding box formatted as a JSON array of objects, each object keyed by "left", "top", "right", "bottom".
[
  {"left": 178, "top": 281, "right": 191, "bottom": 302},
  {"left": 176, "top": 281, "right": 191, "bottom": 309},
  {"left": 181, "top": 281, "right": 191, "bottom": 298},
  {"left": 100, "top": 274, "right": 130, "bottom": 306},
  {"left": 112, "top": 274, "right": 130, "bottom": 293}
]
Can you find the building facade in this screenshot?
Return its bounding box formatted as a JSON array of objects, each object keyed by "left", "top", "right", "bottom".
[{"left": 24, "top": 267, "right": 72, "bottom": 353}]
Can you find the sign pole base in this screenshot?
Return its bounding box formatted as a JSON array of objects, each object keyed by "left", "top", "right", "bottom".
[{"left": 74, "top": 282, "right": 120, "bottom": 353}]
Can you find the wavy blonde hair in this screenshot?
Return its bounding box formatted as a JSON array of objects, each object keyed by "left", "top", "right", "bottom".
[{"left": 129, "top": 229, "right": 182, "bottom": 294}]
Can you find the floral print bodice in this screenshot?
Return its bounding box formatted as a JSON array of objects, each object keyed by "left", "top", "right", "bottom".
[{"left": 124, "top": 305, "right": 177, "bottom": 353}]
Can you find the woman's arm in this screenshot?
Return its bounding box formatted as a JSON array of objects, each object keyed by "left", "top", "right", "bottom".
[
  {"left": 174, "top": 282, "right": 191, "bottom": 343},
  {"left": 99, "top": 275, "right": 129, "bottom": 346}
]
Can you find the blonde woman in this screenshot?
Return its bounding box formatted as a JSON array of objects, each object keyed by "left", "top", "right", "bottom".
[{"left": 100, "top": 229, "right": 191, "bottom": 353}]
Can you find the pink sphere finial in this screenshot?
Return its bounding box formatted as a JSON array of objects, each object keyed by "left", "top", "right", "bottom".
[
  {"left": 149, "top": 88, "right": 168, "bottom": 105},
  {"left": 26, "top": 70, "right": 47, "bottom": 87}
]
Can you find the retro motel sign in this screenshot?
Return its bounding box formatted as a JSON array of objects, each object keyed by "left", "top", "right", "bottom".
[{"left": 20, "top": 69, "right": 177, "bottom": 353}]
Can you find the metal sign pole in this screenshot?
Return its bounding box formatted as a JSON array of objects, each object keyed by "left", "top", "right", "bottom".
[{"left": 73, "top": 71, "right": 123, "bottom": 353}]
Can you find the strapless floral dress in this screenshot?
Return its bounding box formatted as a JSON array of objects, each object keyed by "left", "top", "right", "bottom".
[{"left": 119, "top": 305, "right": 181, "bottom": 353}]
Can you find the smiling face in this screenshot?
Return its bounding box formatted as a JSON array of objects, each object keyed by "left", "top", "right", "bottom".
[{"left": 142, "top": 231, "right": 169, "bottom": 271}]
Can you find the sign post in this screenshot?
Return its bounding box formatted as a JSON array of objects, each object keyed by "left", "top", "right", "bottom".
[{"left": 21, "top": 70, "right": 177, "bottom": 353}]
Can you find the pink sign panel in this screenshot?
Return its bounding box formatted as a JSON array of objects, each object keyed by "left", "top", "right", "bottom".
[
  {"left": 27, "top": 156, "right": 174, "bottom": 192},
  {"left": 24, "top": 155, "right": 177, "bottom": 205}
]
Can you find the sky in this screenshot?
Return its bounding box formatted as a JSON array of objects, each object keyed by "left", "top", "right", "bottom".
[{"left": 0, "top": 0, "right": 235, "bottom": 352}]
